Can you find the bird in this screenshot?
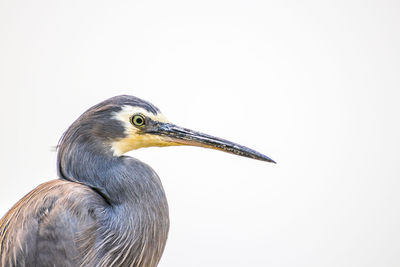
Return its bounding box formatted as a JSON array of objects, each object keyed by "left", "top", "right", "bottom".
[{"left": 0, "top": 95, "right": 275, "bottom": 267}]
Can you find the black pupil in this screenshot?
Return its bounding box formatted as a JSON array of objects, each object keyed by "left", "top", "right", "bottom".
[{"left": 135, "top": 117, "right": 143, "bottom": 125}]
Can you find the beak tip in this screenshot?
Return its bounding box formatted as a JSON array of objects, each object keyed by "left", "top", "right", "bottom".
[
  {"left": 266, "top": 158, "right": 277, "bottom": 164},
  {"left": 260, "top": 155, "right": 276, "bottom": 164}
]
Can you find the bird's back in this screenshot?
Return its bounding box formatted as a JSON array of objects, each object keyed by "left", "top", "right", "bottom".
[{"left": 0, "top": 180, "right": 107, "bottom": 267}]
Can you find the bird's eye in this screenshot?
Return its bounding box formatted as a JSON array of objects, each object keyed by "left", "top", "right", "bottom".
[{"left": 131, "top": 114, "right": 146, "bottom": 127}]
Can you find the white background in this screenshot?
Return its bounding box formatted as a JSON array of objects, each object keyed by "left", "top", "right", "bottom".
[{"left": 1, "top": 1, "right": 399, "bottom": 266}]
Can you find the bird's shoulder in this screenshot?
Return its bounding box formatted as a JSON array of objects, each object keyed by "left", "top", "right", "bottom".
[{"left": 0, "top": 179, "right": 107, "bottom": 267}]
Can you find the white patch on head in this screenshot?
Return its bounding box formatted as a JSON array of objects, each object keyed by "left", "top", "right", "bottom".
[
  {"left": 111, "top": 105, "right": 171, "bottom": 156},
  {"left": 113, "top": 105, "right": 169, "bottom": 132}
]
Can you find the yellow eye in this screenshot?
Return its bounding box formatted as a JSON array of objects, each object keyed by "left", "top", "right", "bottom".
[{"left": 131, "top": 114, "right": 146, "bottom": 127}]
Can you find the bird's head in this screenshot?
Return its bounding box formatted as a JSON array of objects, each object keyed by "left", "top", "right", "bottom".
[{"left": 60, "top": 95, "right": 275, "bottom": 163}]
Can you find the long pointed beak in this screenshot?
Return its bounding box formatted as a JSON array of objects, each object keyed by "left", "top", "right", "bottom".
[{"left": 146, "top": 122, "right": 276, "bottom": 163}]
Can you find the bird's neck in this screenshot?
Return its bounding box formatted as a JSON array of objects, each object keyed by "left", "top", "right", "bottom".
[
  {"left": 57, "top": 137, "right": 165, "bottom": 206},
  {"left": 57, "top": 137, "right": 169, "bottom": 266}
]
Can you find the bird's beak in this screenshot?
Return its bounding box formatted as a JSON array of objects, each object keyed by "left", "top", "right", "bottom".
[{"left": 146, "top": 122, "right": 275, "bottom": 163}]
